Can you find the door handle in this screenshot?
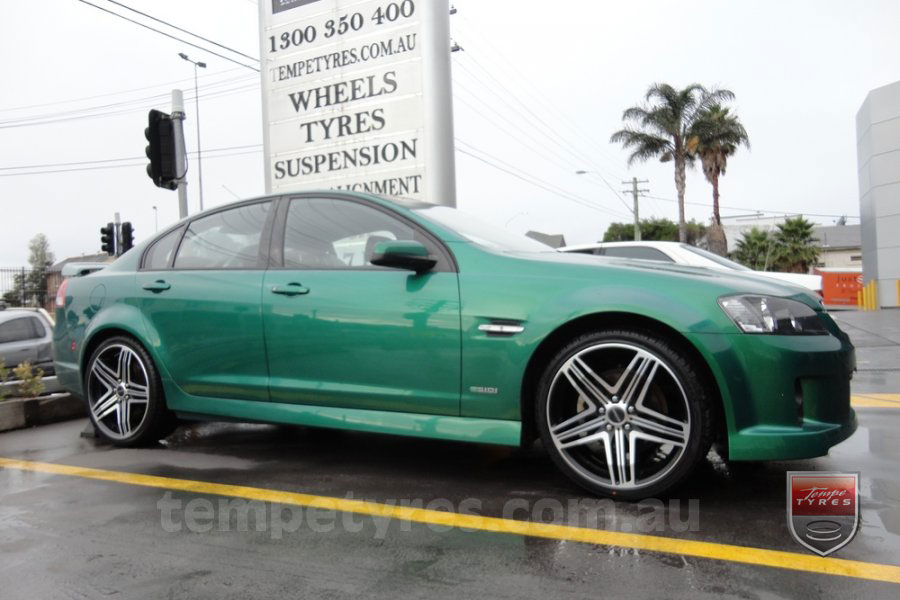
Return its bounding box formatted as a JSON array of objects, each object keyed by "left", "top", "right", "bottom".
[
  {"left": 142, "top": 280, "right": 171, "bottom": 293},
  {"left": 271, "top": 283, "right": 310, "bottom": 296}
]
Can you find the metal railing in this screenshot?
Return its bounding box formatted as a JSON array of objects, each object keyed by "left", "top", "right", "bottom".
[{"left": 0, "top": 267, "right": 58, "bottom": 312}]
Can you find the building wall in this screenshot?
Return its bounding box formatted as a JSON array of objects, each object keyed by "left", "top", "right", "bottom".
[
  {"left": 819, "top": 249, "right": 863, "bottom": 270},
  {"left": 857, "top": 80, "right": 900, "bottom": 307}
]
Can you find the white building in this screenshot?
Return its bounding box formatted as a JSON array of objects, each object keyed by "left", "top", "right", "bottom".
[{"left": 857, "top": 80, "right": 900, "bottom": 308}]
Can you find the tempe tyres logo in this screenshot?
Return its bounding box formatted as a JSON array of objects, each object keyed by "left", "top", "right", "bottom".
[{"left": 787, "top": 472, "right": 859, "bottom": 556}]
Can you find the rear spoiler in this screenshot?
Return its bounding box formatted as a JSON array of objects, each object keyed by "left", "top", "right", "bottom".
[{"left": 61, "top": 262, "right": 109, "bottom": 277}]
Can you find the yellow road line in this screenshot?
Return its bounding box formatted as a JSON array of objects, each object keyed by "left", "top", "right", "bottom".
[
  {"left": 852, "top": 394, "right": 900, "bottom": 408},
  {"left": 1, "top": 458, "right": 899, "bottom": 585}
]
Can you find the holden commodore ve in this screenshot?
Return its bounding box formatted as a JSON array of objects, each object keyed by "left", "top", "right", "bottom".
[{"left": 52, "top": 192, "right": 856, "bottom": 499}]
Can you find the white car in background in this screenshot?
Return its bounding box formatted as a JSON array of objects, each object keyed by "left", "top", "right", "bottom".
[{"left": 559, "top": 241, "right": 822, "bottom": 293}]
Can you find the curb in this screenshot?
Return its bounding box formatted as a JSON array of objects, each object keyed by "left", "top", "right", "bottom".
[{"left": 0, "top": 394, "right": 86, "bottom": 433}]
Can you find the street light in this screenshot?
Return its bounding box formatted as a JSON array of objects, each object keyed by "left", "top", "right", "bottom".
[
  {"left": 152, "top": 205, "right": 158, "bottom": 232},
  {"left": 179, "top": 52, "right": 206, "bottom": 212}
]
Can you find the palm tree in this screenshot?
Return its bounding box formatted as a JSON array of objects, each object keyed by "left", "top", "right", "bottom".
[
  {"left": 691, "top": 105, "right": 750, "bottom": 255},
  {"left": 733, "top": 227, "right": 772, "bottom": 270},
  {"left": 611, "top": 83, "right": 734, "bottom": 243},
  {"left": 772, "top": 217, "right": 820, "bottom": 273}
]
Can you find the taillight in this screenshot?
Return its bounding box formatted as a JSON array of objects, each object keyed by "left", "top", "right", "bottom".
[{"left": 55, "top": 278, "right": 69, "bottom": 308}]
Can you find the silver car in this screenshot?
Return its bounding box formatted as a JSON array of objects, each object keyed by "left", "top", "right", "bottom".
[{"left": 0, "top": 305, "right": 61, "bottom": 394}]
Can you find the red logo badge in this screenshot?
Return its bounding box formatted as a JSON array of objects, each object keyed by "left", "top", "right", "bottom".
[{"left": 787, "top": 472, "right": 859, "bottom": 556}]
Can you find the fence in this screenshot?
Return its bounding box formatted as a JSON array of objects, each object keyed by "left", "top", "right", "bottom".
[{"left": 0, "top": 267, "right": 60, "bottom": 312}]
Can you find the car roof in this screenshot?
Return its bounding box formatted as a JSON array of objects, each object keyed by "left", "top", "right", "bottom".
[
  {"left": 0, "top": 308, "right": 52, "bottom": 325},
  {"left": 559, "top": 241, "right": 684, "bottom": 251}
]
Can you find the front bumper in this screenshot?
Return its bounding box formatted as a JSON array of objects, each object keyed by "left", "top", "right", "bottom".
[
  {"left": 692, "top": 319, "right": 857, "bottom": 461},
  {"left": 727, "top": 412, "right": 857, "bottom": 460}
]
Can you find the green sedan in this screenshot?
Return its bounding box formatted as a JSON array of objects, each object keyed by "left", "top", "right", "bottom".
[{"left": 52, "top": 192, "right": 856, "bottom": 499}]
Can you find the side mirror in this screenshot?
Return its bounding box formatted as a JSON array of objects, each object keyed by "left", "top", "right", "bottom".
[{"left": 370, "top": 240, "right": 437, "bottom": 274}]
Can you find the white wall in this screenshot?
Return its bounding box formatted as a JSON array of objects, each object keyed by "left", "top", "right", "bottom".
[{"left": 857, "top": 80, "right": 900, "bottom": 307}]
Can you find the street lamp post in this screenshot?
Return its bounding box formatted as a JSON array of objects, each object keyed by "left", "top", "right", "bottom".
[
  {"left": 178, "top": 53, "right": 206, "bottom": 212},
  {"left": 152, "top": 205, "right": 158, "bottom": 232}
]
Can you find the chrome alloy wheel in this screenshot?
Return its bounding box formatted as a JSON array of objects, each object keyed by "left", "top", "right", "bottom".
[
  {"left": 86, "top": 344, "right": 151, "bottom": 440},
  {"left": 545, "top": 342, "right": 691, "bottom": 491}
]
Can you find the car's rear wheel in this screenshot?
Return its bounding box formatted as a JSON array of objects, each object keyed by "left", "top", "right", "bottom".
[
  {"left": 84, "top": 336, "right": 175, "bottom": 446},
  {"left": 536, "top": 329, "right": 712, "bottom": 500}
]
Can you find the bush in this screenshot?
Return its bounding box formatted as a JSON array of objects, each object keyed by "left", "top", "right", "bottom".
[
  {"left": 13, "top": 362, "right": 45, "bottom": 398},
  {"left": 0, "top": 361, "right": 10, "bottom": 401}
]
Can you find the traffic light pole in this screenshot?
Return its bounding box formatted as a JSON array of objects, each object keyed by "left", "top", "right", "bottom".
[
  {"left": 114, "top": 212, "right": 122, "bottom": 256},
  {"left": 171, "top": 90, "right": 189, "bottom": 219}
]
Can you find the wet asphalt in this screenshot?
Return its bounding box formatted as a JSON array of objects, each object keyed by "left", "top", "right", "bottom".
[{"left": 0, "top": 310, "right": 899, "bottom": 599}]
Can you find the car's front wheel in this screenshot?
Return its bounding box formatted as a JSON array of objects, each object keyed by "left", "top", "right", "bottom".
[
  {"left": 84, "top": 336, "right": 175, "bottom": 446},
  {"left": 536, "top": 329, "right": 712, "bottom": 499}
]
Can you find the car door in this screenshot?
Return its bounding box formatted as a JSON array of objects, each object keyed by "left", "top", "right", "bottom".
[
  {"left": 135, "top": 200, "right": 274, "bottom": 402},
  {"left": 262, "top": 195, "right": 461, "bottom": 415}
]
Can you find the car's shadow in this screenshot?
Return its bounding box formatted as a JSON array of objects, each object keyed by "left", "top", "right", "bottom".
[{"left": 124, "top": 419, "right": 814, "bottom": 549}]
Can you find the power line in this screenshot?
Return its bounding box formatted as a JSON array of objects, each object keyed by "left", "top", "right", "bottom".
[
  {"left": 0, "top": 73, "right": 256, "bottom": 126},
  {"left": 451, "top": 12, "right": 627, "bottom": 175},
  {"left": 451, "top": 55, "right": 627, "bottom": 191},
  {"left": 104, "top": 0, "right": 258, "bottom": 62},
  {"left": 0, "top": 143, "right": 262, "bottom": 172},
  {"left": 0, "top": 67, "right": 245, "bottom": 114},
  {"left": 0, "top": 144, "right": 263, "bottom": 177},
  {"left": 74, "top": 0, "right": 259, "bottom": 72},
  {"left": 643, "top": 195, "right": 860, "bottom": 220},
  {"left": 452, "top": 79, "right": 631, "bottom": 216},
  {"left": 456, "top": 140, "right": 628, "bottom": 218},
  {"left": 0, "top": 80, "right": 259, "bottom": 129},
  {"left": 453, "top": 56, "right": 623, "bottom": 183}
]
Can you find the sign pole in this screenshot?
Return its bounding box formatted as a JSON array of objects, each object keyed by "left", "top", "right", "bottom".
[{"left": 421, "top": 0, "right": 457, "bottom": 208}]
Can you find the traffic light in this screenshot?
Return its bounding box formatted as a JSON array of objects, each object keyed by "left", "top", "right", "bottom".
[
  {"left": 121, "top": 222, "right": 135, "bottom": 253},
  {"left": 145, "top": 109, "right": 179, "bottom": 190},
  {"left": 100, "top": 223, "right": 116, "bottom": 255}
]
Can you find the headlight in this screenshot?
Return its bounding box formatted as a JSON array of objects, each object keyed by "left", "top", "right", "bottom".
[{"left": 718, "top": 295, "right": 827, "bottom": 335}]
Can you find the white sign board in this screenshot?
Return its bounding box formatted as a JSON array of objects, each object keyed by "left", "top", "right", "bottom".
[{"left": 259, "top": 0, "right": 434, "bottom": 200}]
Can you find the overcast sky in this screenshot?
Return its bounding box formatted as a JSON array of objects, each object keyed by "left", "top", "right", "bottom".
[{"left": 2, "top": 0, "right": 899, "bottom": 266}]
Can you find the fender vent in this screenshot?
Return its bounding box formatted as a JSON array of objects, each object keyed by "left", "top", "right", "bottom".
[{"left": 477, "top": 319, "right": 525, "bottom": 337}]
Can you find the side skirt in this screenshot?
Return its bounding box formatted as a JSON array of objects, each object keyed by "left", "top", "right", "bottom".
[{"left": 171, "top": 393, "right": 521, "bottom": 447}]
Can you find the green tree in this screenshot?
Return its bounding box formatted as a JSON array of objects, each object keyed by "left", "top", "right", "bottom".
[
  {"left": 3, "top": 234, "right": 55, "bottom": 306},
  {"left": 611, "top": 83, "right": 734, "bottom": 243},
  {"left": 732, "top": 227, "right": 773, "bottom": 270},
  {"left": 771, "top": 217, "right": 820, "bottom": 273},
  {"left": 691, "top": 104, "right": 750, "bottom": 256},
  {"left": 603, "top": 218, "right": 707, "bottom": 245}
]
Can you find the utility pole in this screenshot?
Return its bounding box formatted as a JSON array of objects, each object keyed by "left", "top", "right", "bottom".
[
  {"left": 421, "top": 0, "right": 457, "bottom": 207},
  {"left": 622, "top": 177, "right": 649, "bottom": 241},
  {"left": 171, "top": 90, "right": 189, "bottom": 219}
]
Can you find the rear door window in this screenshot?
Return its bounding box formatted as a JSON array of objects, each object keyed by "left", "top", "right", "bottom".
[{"left": 174, "top": 202, "right": 271, "bottom": 270}]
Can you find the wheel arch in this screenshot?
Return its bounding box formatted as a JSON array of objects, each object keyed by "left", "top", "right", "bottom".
[
  {"left": 519, "top": 312, "right": 727, "bottom": 452},
  {"left": 81, "top": 326, "right": 149, "bottom": 379}
]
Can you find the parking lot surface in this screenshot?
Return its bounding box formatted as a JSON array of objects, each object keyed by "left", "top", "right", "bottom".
[{"left": 1, "top": 310, "right": 899, "bottom": 599}]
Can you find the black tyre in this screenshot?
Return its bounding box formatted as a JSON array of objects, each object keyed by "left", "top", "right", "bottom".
[
  {"left": 536, "top": 329, "right": 713, "bottom": 500},
  {"left": 84, "top": 336, "right": 176, "bottom": 447}
]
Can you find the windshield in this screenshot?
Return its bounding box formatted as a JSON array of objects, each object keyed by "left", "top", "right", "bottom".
[
  {"left": 681, "top": 244, "right": 753, "bottom": 271},
  {"left": 413, "top": 205, "right": 554, "bottom": 252}
]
